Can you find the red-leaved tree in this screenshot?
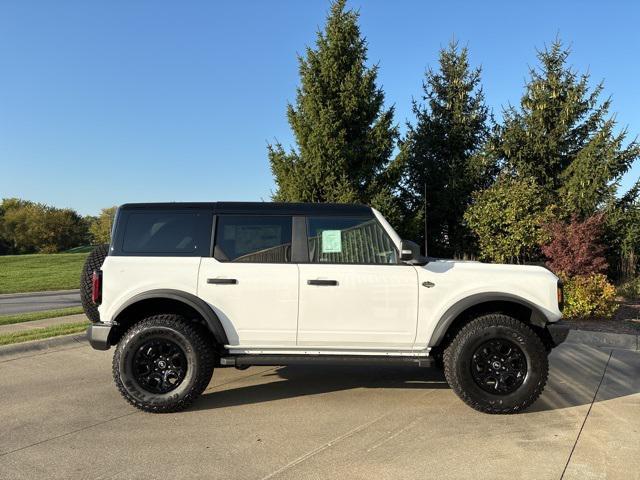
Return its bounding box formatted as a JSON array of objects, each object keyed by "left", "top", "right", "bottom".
[{"left": 542, "top": 214, "right": 608, "bottom": 277}]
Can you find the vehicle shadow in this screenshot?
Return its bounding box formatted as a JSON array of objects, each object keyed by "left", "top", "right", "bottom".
[
  {"left": 193, "top": 344, "right": 639, "bottom": 413},
  {"left": 528, "top": 344, "right": 640, "bottom": 413},
  {"left": 193, "top": 365, "right": 449, "bottom": 411}
]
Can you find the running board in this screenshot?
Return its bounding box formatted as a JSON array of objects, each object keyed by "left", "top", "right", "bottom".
[{"left": 219, "top": 355, "right": 434, "bottom": 368}]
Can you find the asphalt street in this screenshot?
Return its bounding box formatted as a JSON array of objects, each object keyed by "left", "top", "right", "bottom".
[
  {"left": 0, "top": 339, "right": 638, "bottom": 479},
  {"left": 0, "top": 290, "right": 81, "bottom": 315}
]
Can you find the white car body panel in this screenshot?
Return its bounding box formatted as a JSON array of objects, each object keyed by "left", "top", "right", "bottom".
[
  {"left": 99, "top": 256, "right": 201, "bottom": 324},
  {"left": 413, "top": 260, "right": 561, "bottom": 350},
  {"left": 99, "top": 207, "right": 562, "bottom": 357},
  {"left": 197, "top": 258, "right": 298, "bottom": 347},
  {"left": 297, "top": 263, "right": 419, "bottom": 349}
]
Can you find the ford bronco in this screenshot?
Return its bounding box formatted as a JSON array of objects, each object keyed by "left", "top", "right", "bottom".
[{"left": 83, "top": 202, "right": 568, "bottom": 414}]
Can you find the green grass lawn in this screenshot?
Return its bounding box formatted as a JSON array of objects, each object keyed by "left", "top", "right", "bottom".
[
  {"left": 0, "top": 307, "right": 85, "bottom": 326},
  {"left": 0, "top": 252, "right": 89, "bottom": 294},
  {"left": 0, "top": 320, "right": 89, "bottom": 346}
]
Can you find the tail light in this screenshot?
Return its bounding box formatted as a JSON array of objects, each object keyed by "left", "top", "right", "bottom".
[
  {"left": 91, "top": 270, "right": 102, "bottom": 305},
  {"left": 557, "top": 280, "right": 564, "bottom": 311}
]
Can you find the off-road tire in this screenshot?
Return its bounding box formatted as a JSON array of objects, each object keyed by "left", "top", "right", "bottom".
[
  {"left": 443, "top": 314, "right": 548, "bottom": 414},
  {"left": 112, "top": 314, "right": 215, "bottom": 413},
  {"left": 80, "top": 244, "right": 109, "bottom": 323}
]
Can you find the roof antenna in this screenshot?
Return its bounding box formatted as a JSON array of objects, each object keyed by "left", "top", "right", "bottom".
[{"left": 424, "top": 181, "right": 428, "bottom": 257}]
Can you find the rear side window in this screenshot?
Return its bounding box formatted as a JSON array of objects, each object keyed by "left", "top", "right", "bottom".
[
  {"left": 214, "top": 215, "right": 292, "bottom": 263},
  {"left": 118, "top": 210, "right": 212, "bottom": 256},
  {"left": 307, "top": 216, "right": 398, "bottom": 264}
]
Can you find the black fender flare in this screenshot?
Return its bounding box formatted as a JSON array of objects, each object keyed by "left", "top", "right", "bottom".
[
  {"left": 428, "top": 292, "right": 551, "bottom": 348},
  {"left": 112, "top": 289, "right": 229, "bottom": 345}
]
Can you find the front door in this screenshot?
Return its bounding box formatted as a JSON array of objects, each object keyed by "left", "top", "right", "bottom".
[
  {"left": 297, "top": 216, "right": 419, "bottom": 349},
  {"left": 198, "top": 214, "right": 298, "bottom": 347}
]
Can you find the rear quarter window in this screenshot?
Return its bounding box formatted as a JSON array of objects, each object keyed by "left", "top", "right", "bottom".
[{"left": 113, "top": 210, "right": 213, "bottom": 256}]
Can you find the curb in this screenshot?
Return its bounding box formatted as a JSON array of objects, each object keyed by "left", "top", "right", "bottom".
[
  {"left": 0, "top": 333, "right": 88, "bottom": 358},
  {"left": 0, "top": 289, "right": 81, "bottom": 299},
  {"left": 566, "top": 329, "right": 639, "bottom": 351}
]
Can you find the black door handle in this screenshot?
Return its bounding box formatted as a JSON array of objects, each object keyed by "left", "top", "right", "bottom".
[
  {"left": 207, "top": 278, "right": 238, "bottom": 285},
  {"left": 307, "top": 279, "right": 338, "bottom": 286}
]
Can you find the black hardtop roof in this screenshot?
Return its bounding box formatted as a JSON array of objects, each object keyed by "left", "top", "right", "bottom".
[{"left": 118, "top": 202, "right": 373, "bottom": 216}]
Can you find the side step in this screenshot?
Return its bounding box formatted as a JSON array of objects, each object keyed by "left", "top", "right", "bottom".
[{"left": 219, "top": 355, "right": 434, "bottom": 368}]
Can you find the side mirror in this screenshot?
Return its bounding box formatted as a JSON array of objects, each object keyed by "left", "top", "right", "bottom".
[{"left": 400, "top": 240, "right": 428, "bottom": 265}]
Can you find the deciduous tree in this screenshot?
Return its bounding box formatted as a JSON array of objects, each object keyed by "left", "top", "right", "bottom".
[
  {"left": 464, "top": 176, "right": 553, "bottom": 263},
  {"left": 89, "top": 206, "right": 117, "bottom": 245}
]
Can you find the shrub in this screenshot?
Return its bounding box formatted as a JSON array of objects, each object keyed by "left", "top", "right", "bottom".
[
  {"left": 617, "top": 277, "right": 640, "bottom": 300},
  {"left": 542, "top": 214, "right": 608, "bottom": 277},
  {"left": 464, "top": 176, "right": 553, "bottom": 263},
  {"left": 563, "top": 274, "right": 618, "bottom": 319}
]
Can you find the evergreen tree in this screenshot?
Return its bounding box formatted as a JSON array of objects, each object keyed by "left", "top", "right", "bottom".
[
  {"left": 268, "top": 0, "right": 400, "bottom": 223},
  {"left": 604, "top": 179, "right": 640, "bottom": 279},
  {"left": 399, "top": 41, "right": 493, "bottom": 258},
  {"left": 494, "top": 39, "right": 639, "bottom": 217}
]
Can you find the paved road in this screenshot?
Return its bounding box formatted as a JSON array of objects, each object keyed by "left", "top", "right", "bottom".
[
  {"left": 0, "top": 290, "right": 81, "bottom": 315},
  {"left": 0, "top": 340, "right": 638, "bottom": 479}
]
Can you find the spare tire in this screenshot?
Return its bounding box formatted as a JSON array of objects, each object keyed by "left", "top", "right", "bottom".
[{"left": 80, "top": 244, "right": 109, "bottom": 323}]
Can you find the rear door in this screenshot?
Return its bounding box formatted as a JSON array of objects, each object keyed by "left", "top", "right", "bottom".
[
  {"left": 197, "top": 214, "right": 299, "bottom": 347},
  {"left": 297, "top": 216, "right": 419, "bottom": 349}
]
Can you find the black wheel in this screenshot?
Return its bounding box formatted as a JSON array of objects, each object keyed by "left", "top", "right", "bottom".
[
  {"left": 80, "top": 244, "right": 109, "bottom": 323},
  {"left": 112, "top": 314, "right": 215, "bottom": 413},
  {"left": 443, "top": 314, "right": 548, "bottom": 414}
]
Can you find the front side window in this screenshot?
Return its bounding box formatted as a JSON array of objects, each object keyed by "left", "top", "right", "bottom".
[
  {"left": 307, "top": 216, "right": 398, "bottom": 264},
  {"left": 120, "top": 211, "right": 212, "bottom": 256},
  {"left": 214, "top": 215, "right": 292, "bottom": 263}
]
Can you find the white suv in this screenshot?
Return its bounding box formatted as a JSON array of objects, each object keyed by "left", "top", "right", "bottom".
[{"left": 84, "top": 202, "right": 568, "bottom": 414}]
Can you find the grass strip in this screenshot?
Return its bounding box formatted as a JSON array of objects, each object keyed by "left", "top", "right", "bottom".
[
  {"left": 0, "top": 320, "right": 89, "bottom": 346},
  {"left": 0, "top": 252, "right": 89, "bottom": 294},
  {"left": 0, "top": 307, "right": 85, "bottom": 326}
]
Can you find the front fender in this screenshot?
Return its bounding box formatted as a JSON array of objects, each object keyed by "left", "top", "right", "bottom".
[{"left": 427, "top": 291, "right": 560, "bottom": 348}]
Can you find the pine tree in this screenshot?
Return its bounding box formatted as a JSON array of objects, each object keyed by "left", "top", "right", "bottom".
[
  {"left": 604, "top": 179, "right": 640, "bottom": 279},
  {"left": 494, "top": 39, "right": 639, "bottom": 217},
  {"left": 398, "top": 41, "right": 493, "bottom": 258},
  {"left": 268, "top": 0, "right": 400, "bottom": 223}
]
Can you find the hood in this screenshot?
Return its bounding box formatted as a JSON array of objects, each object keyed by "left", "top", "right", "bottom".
[{"left": 422, "top": 258, "right": 558, "bottom": 280}]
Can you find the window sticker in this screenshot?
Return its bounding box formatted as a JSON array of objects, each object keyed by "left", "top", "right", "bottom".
[{"left": 321, "top": 230, "right": 342, "bottom": 253}]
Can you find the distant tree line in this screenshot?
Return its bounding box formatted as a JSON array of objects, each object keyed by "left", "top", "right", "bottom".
[
  {"left": 0, "top": 199, "right": 115, "bottom": 254},
  {"left": 269, "top": 0, "right": 639, "bottom": 293}
]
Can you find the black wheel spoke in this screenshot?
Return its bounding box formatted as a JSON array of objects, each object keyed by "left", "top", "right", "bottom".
[
  {"left": 470, "top": 338, "right": 527, "bottom": 395},
  {"left": 132, "top": 338, "right": 188, "bottom": 394}
]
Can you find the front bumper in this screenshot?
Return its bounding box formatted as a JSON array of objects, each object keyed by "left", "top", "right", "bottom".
[
  {"left": 546, "top": 320, "right": 570, "bottom": 347},
  {"left": 87, "top": 323, "right": 112, "bottom": 351}
]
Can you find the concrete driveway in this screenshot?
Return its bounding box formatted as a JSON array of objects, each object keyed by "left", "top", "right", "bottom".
[
  {"left": 0, "top": 290, "right": 81, "bottom": 315},
  {"left": 0, "top": 340, "right": 638, "bottom": 480}
]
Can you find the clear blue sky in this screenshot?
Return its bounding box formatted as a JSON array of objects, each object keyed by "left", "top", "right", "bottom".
[{"left": 1, "top": 1, "right": 638, "bottom": 216}]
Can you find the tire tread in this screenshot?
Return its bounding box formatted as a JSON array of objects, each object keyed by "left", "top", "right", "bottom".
[
  {"left": 112, "top": 314, "right": 215, "bottom": 413},
  {"left": 80, "top": 244, "right": 109, "bottom": 323},
  {"left": 443, "top": 314, "right": 548, "bottom": 414}
]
